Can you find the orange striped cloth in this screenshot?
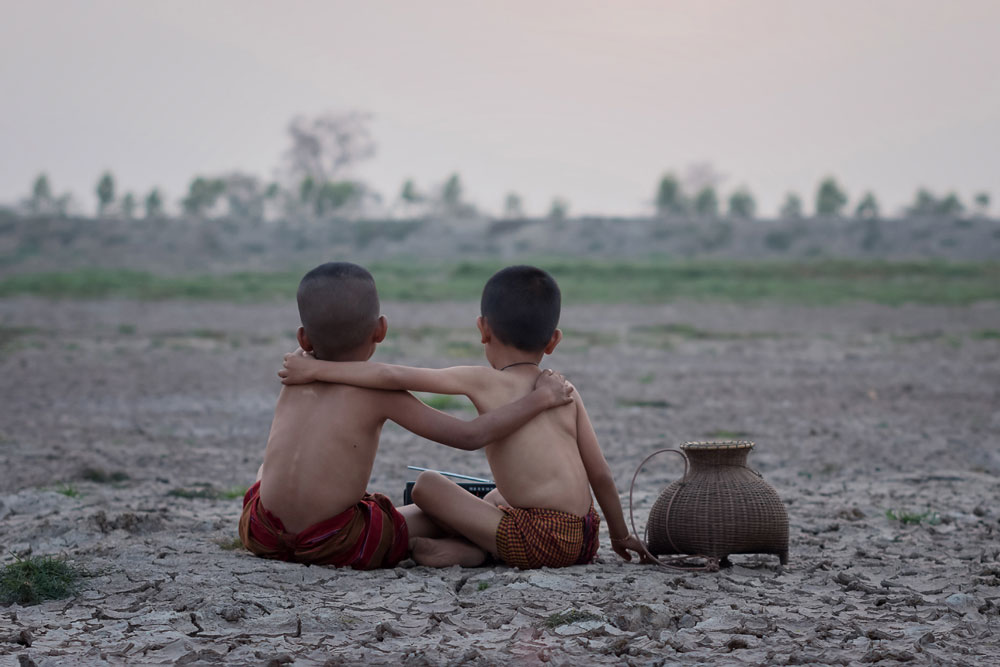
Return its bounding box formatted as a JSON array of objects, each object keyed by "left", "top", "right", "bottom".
[
  {"left": 495, "top": 504, "right": 600, "bottom": 569},
  {"left": 238, "top": 481, "right": 409, "bottom": 570}
]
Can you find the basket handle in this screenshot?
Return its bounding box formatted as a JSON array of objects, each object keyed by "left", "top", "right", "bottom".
[{"left": 628, "top": 448, "right": 720, "bottom": 573}]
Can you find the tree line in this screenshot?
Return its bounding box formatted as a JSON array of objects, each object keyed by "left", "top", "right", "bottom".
[{"left": 13, "top": 111, "right": 994, "bottom": 222}]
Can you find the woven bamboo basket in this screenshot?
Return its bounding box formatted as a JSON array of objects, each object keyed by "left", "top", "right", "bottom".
[{"left": 642, "top": 441, "right": 788, "bottom": 565}]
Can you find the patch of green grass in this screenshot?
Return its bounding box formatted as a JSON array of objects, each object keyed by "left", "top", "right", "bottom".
[
  {"left": 885, "top": 509, "right": 940, "bottom": 525},
  {"left": 705, "top": 429, "right": 751, "bottom": 440},
  {"left": 440, "top": 341, "right": 480, "bottom": 358},
  {"left": 616, "top": 398, "right": 671, "bottom": 409},
  {"left": 544, "top": 609, "right": 602, "bottom": 628},
  {"left": 417, "top": 393, "right": 475, "bottom": 412},
  {"left": 117, "top": 323, "right": 136, "bottom": 335},
  {"left": 169, "top": 484, "right": 248, "bottom": 501},
  {"left": 638, "top": 372, "right": 655, "bottom": 384},
  {"left": 477, "top": 581, "right": 489, "bottom": 591},
  {"left": 972, "top": 329, "right": 1000, "bottom": 340},
  {"left": 216, "top": 536, "right": 245, "bottom": 551},
  {"left": 3, "top": 260, "right": 998, "bottom": 306},
  {"left": 628, "top": 323, "right": 776, "bottom": 348},
  {"left": 80, "top": 468, "right": 129, "bottom": 484},
  {"left": 189, "top": 329, "right": 228, "bottom": 340},
  {"left": 0, "top": 555, "right": 83, "bottom": 606},
  {"left": 55, "top": 484, "right": 80, "bottom": 498},
  {"left": 561, "top": 328, "right": 620, "bottom": 347}
]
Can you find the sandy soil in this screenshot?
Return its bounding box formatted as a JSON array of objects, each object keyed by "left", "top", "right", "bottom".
[{"left": 1, "top": 297, "right": 999, "bottom": 665}]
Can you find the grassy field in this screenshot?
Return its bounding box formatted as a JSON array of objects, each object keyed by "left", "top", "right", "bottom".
[{"left": 1, "top": 259, "right": 998, "bottom": 305}]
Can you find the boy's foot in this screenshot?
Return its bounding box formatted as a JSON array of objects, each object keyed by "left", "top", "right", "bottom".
[{"left": 410, "top": 537, "right": 487, "bottom": 568}]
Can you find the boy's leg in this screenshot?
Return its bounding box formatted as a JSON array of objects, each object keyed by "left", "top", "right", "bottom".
[
  {"left": 483, "top": 488, "right": 509, "bottom": 508},
  {"left": 396, "top": 504, "right": 448, "bottom": 540},
  {"left": 411, "top": 471, "right": 504, "bottom": 556}
]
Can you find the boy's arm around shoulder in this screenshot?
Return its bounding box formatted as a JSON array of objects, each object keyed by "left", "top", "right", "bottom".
[
  {"left": 573, "top": 389, "right": 653, "bottom": 563},
  {"left": 281, "top": 350, "right": 490, "bottom": 397},
  {"left": 380, "top": 369, "right": 574, "bottom": 451}
]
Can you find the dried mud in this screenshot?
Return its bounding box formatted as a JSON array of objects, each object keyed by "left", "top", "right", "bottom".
[{"left": 1, "top": 297, "right": 999, "bottom": 665}]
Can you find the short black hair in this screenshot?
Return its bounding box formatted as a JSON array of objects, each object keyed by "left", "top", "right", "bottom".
[
  {"left": 296, "top": 262, "right": 379, "bottom": 360},
  {"left": 480, "top": 265, "right": 561, "bottom": 352}
]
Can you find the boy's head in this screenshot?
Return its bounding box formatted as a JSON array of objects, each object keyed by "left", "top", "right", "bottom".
[
  {"left": 479, "top": 265, "right": 561, "bottom": 352},
  {"left": 296, "top": 262, "right": 385, "bottom": 361}
]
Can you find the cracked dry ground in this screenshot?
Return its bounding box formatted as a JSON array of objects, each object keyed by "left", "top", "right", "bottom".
[{"left": 1, "top": 298, "right": 999, "bottom": 665}]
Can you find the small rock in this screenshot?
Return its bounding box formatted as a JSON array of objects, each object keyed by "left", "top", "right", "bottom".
[
  {"left": 678, "top": 613, "right": 697, "bottom": 629},
  {"left": 944, "top": 592, "right": 981, "bottom": 616}
]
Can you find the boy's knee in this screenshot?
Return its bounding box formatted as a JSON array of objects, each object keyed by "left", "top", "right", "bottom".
[{"left": 412, "top": 470, "right": 445, "bottom": 505}]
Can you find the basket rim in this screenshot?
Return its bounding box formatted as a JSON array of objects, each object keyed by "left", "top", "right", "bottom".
[{"left": 681, "top": 440, "right": 755, "bottom": 450}]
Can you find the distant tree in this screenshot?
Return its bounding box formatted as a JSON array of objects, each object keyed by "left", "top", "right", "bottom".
[
  {"left": 547, "top": 198, "right": 569, "bottom": 221},
  {"left": 396, "top": 179, "right": 423, "bottom": 218},
  {"left": 655, "top": 173, "right": 686, "bottom": 216},
  {"left": 284, "top": 111, "right": 375, "bottom": 185},
  {"left": 32, "top": 174, "right": 52, "bottom": 202},
  {"left": 503, "top": 192, "right": 524, "bottom": 218},
  {"left": 692, "top": 186, "right": 719, "bottom": 218},
  {"left": 222, "top": 173, "right": 266, "bottom": 221},
  {"left": 779, "top": 193, "right": 804, "bottom": 219},
  {"left": 182, "top": 177, "right": 225, "bottom": 217},
  {"left": 442, "top": 173, "right": 463, "bottom": 210},
  {"left": 907, "top": 188, "right": 964, "bottom": 217},
  {"left": 974, "top": 192, "right": 991, "bottom": 216},
  {"left": 727, "top": 188, "right": 756, "bottom": 219},
  {"left": 96, "top": 171, "right": 116, "bottom": 216},
  {"left": 26, "top": 173, "right": 54, "bottom": 215},
  {"left": 400, "top": 179, "right": 422, "bottom": 205},
  {"left": 815, "top": 177, "right": 848, "bottom": 216},
  {"left": 908, "top": 188, "right": 938, "bottom": 216},
  {"left": 121, "top": 192, "right": 137, "bottom": 219},
  {"left": 144, "top": 188, "right": 164, "bottom": 218},
  {"left": 314, "top": 181, "right": 358, "bottom": 217},
  {"left": 854, "top": 192, "right": 880, "bottom": 220},
  {"left": 936, "top": 192, "right": 964, "bottom": 217}
]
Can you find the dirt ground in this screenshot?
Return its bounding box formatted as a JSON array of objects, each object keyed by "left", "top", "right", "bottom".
[{"left": 1, "top": 297, "right": 999, "bottom": 665}]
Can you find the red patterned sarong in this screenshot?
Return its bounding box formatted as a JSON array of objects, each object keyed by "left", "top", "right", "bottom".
[
  {"left": 238, "top": 481, "right": 408, "bottom": 569},
  {"left": 495, "top": 504, "right": 600, "bottom": 569}
]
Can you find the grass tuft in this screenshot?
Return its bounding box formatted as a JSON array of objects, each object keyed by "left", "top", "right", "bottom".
[
  {"left": 544, "top": 609, "right": 602, "bottom": 628},
  {"left": 417, "top": 394, "right": 475, "bottom": 412},
  {"left": 55, "top": 484, "right": 80, "bottom": 498},
  {"left": 169, "top": 485, "right": 248, "bottom": 501},
  {"left": 80, "top": 468, "right": 129, "bottom": 484},
  {"left": 0, "top": 555, "right": 82, "bottom": 606},
  {"left": 885, "top": 509, "right": 940, "bottom": 525},
  {"left": 216, "top": 536, "right": 245, "bottom": 551},
  {"left": 616, "top": 398, "right": 671, "bottom": 409}
]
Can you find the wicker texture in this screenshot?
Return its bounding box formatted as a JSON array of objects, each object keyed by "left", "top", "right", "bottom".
[{"left": 646, "top": 441, "right": 788, "bottom": 564}]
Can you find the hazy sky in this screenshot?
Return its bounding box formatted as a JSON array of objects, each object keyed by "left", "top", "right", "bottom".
[{"left": 2, "top": 1, "right": 998, "bottom": 217}]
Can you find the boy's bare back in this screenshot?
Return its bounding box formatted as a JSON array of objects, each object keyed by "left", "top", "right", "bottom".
[
  {"left": 259, "top": 384, "right": 389, "bottom": 533},
  {"left": 463, "top": 366, "right": 592, "bottom": 516}
]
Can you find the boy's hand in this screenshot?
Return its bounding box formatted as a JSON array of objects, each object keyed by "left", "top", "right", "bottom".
[
  {"left": 533, "top": 369, "right": 574, "bottom": 407},
  {"left": 278, "top": 348, "right": 317, "bottom": 384},
  {"left": 611, "top": 534, "right": 657, "bottom": 564}
]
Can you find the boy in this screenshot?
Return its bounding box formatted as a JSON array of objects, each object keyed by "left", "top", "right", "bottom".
[
  {"left": 240, "top": 262, "right": 575, "bottom": 570},
  {"left": 280, "top": 265, "right": 649, "bottom": 569}
]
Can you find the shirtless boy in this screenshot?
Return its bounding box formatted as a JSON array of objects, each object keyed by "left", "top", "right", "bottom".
[
  {"left": 280, "top": 264, "right": 649, "bottom": 569},
  {"left": 240, "top": 262, "right": 575, "bottom": 570}
]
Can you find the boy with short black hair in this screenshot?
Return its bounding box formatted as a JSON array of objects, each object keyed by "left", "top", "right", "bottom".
[
  {"left": 280, "top": 264, "right": 648, "bottom": 568},
  {"left": 241, "top": 262, "right": 574, "bottom": 569}
]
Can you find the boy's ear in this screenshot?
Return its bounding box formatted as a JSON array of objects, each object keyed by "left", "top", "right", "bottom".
[
  {"left": 372, "top": 315, "right": 388, "bottom": 343},
  {"left": 296, "top": 326, "right": 314, "bottom": 352},
  {"left": 543, "top": 328, "right": 563, "bottom": 355},
  {"left": 477, "top": 316, "right": 492, "bottom": 344}
]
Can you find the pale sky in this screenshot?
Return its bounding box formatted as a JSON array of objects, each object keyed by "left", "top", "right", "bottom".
[{"left": 2, "top": 0, "right": 998, "bottom": 217}]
